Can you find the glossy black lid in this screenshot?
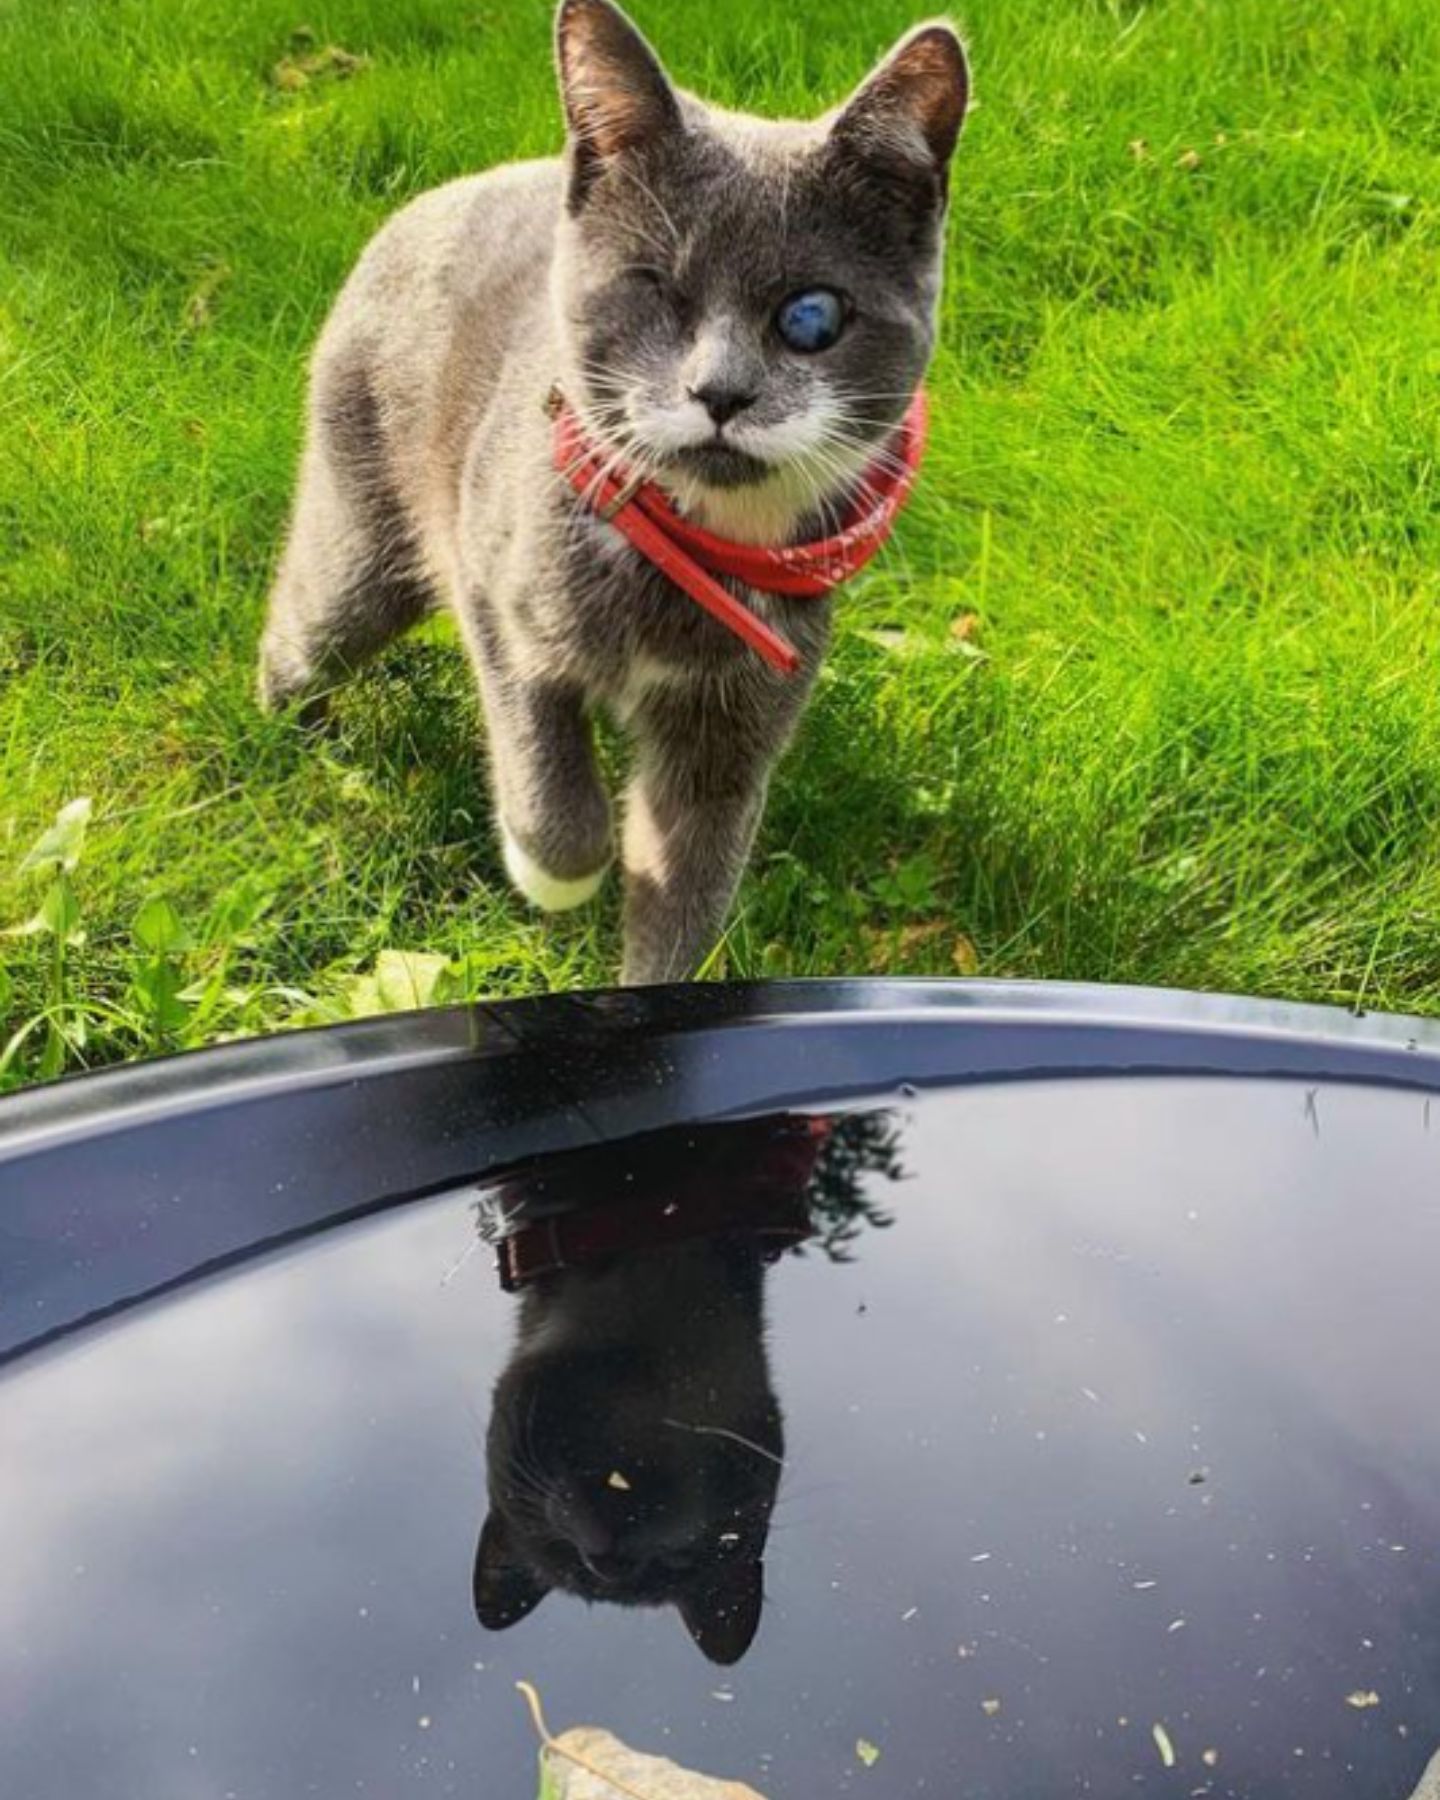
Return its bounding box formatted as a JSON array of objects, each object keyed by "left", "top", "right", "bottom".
[{"left": 4, "top": 981, "right": 1440, "bottom": 1799}]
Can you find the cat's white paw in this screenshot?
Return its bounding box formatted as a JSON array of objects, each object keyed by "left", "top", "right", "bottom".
[{"left": 502, "top": 826, "right": 608, "bottom": 912}]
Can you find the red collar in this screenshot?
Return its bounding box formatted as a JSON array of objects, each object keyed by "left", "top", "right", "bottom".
[{"left": 550, "top": 388, "right": 928, "bottom": 677}]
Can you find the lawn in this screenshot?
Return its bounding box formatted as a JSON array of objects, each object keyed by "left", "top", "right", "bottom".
[{"left": 3, "top": 0, "right": 1440, "bottom": 1088}]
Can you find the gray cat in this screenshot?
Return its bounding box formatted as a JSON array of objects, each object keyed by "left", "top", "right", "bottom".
[{"left": 259, "top": 0, "right": 969, "bottom": 982}]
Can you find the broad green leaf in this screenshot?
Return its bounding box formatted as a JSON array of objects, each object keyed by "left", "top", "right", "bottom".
[
  {"left": 133, "top": 895, "right": 194, "bottom": 956},
  {"left": 5, "top": 875, "right": 84, "bottom": 943},
  {"left": 19, "top": 797, "right": 92, "bottom": 876},
  {"left": 203, "top": 874, "right": 276, "bottom": 942},
  {"left": 42, "top": 874, "right": 84, "bottom": 944},
  {"left": 131, "top": 960, "right": 191, "bottom": 1033}
]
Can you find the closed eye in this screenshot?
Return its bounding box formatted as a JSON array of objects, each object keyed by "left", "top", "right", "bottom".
[{"left": 628, "top": 265, "right": 675, "bottom": 294}]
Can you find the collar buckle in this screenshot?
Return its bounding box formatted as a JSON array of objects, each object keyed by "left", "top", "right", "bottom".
[{"left": 599, "top": 470, "right": 646, "bottom": 521}]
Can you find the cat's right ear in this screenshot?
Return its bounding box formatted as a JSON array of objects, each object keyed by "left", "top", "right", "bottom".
[
  {"left": 555, "top": 0, "right": 680, "bottom": 208},
  {"left": 473, "top": 1512, "right": 550, "bottom": 1631}
]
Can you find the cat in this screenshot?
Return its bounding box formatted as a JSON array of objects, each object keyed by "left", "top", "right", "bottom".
[
  {"left": 471, "top": 1117, "right": 809, "bottom": 1665},
  {"left": 474, "top": 1233, "right": 781, "bottom": 1664},
  {"left": 258, "top": 0, "right": 970, "bottom": 982},
  {"left": 470, "top": 1111, "right": 901, "bottom": 1663}
]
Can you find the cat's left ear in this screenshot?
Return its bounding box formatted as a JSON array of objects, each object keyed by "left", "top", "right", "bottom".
[
  {"left": 473, "top": 1512, "right": 550, "bottom": 1631},
  {"left": 678, "top": 1557, "right": 765, "bottom": 1666},
  {"left": 555, "top": 0, "right": 681, "bottom": 206},
  {"left": 827, "top": 21, "right": 971, "bottom": 201}
]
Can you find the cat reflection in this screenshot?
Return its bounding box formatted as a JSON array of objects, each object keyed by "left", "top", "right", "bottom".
[{"left": 472, "top": 1111, "right": 898, "bottom": 1664}]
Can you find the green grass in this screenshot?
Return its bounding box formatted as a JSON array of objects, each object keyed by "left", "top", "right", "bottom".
[{"left": 4, "top": 0, "right": 1440, "bottom": 1087}]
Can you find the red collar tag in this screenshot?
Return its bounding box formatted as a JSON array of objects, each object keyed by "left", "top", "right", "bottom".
[{"left": 550, "top": 389, "right": 928, "bottom": 676}]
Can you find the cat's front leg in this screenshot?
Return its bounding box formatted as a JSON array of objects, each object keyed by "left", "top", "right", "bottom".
[
  {"left": 620, "top": 676, "right": 800, "bottom": 985},
  {"left": 462, "top": 613, "right": 613, "bottom": 911}
]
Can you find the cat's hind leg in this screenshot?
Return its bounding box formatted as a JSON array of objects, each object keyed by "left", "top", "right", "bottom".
[{"left": 259, "top": 354, "right": 432, "bottom": 712}]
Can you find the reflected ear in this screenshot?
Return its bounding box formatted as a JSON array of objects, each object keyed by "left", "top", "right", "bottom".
[
  {"left": 678, "top": 1558, "right": 765, "bottom": 1665},
  {"left": 828, "top": 22, "right": 970, "bottom": 204},
  {"left": 473, "top": 1512, "right": 550, "bottom": 1632},
  {"left": 555, "top": 0, "right": 681, "bottom": 206}
]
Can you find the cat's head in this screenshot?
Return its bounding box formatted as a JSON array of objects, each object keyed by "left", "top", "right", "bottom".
[
  {"left": 475, "top": 1326, "right": 782, "bottom": 1665},
  {"left": 551, "top": 0, "right": 969, "bottom": 535}
]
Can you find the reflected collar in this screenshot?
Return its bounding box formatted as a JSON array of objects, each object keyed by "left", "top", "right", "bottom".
[{"left": 493, "top": 1117, "right": 831, "bottom": 1291}]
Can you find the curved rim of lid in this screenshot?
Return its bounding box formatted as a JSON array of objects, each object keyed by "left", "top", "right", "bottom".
[{"left": 3, "top": 978, "right": 1438, "bottom": 1365}]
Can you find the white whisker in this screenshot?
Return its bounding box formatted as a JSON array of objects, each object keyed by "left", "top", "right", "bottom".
[{"left": 661, "top": 1417, "right": 784, "bottom": 1467}]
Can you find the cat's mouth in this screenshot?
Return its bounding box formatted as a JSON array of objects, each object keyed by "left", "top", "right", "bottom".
[{"left": 666, "top": 439, "right": 771, "bottom": 490}]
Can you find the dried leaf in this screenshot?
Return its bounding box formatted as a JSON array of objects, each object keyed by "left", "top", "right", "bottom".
[
  {"left": 183, "top": 262, "right": 232, "bottom": 333},
  {"left": 521, "top": 1685, "right": 767, "bottom": 1799},
  {"left": 857, "top": 626, "right": 919, "bottom": 657},
  {"left": 1406, "top": 1750, "right": 1440, "bottom": 1800},
  {"left": 862, "top": 920, "right": 950, "bottom": 973},
  {"left": 541, "top": 1728, "right": 768, "bottom": 1798},
  {"left": 373, "top": 949, "right": 450, "bottom": 1011},
  {"left": 270, "top": 42, "right": 369, "bottom": 90},
  {"left": 856, "top": 1739, "right": 880, "bottom": 1768}
]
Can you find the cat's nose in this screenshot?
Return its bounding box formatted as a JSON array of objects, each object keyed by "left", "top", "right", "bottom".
[{"left": 688, "top": 383, "right": 757, "bottom": 428}]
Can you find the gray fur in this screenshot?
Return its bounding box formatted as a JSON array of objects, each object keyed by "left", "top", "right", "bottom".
[{"left": 259, "top": 0, "right": 968, "bottom": 982}]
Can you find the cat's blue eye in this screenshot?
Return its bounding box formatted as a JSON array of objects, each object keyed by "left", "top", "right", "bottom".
[{"left": 775, "top": 288, "right": 846, "bottom": 354}]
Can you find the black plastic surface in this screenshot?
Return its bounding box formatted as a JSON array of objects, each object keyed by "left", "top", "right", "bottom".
[
  {"left": 4, "top": 981, "right": 1440, "bottom": 1799},
  {"left": 5, "top": 979, "right": 1440, "bottom": 1367}
]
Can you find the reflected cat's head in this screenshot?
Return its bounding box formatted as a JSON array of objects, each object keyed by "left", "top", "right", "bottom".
[
  {"left": 476, "top": 1314, "right": 778, "bottom": 1664},
  {"left": 472, "top": 1111, "right": 899, "bottom": 1664}
]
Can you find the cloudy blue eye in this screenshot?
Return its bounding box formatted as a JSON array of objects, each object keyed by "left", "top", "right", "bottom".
[{"left": 775, "top": 288, "right": 846, "bottom": 354}]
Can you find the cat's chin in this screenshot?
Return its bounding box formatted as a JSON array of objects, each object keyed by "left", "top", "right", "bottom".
[{"left": 665, "top": 441, "right": 771, "bottom": 490}]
